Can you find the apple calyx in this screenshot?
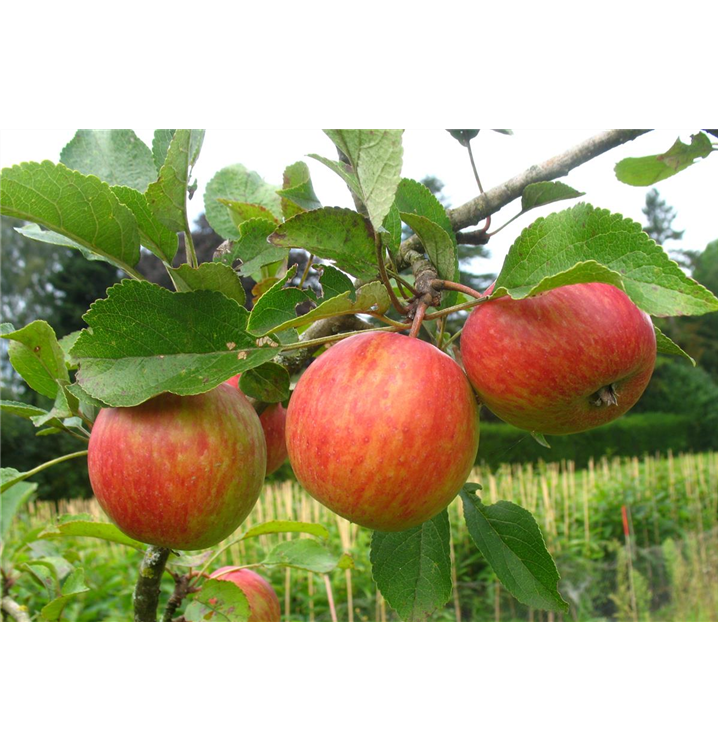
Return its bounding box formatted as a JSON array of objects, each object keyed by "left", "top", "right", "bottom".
[{"left": 590, "top": 384, "right": 619, "bottom": 408}]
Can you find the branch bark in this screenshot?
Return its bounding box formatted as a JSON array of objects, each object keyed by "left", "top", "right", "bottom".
[
  {"left": 2, "top": 596, "right": 30, "bottom": 622},
  {"left": 133, "top": 546, "right": 171, "bottom": 622}
]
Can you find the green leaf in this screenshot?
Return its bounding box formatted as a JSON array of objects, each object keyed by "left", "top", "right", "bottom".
[
  {"left": 38, "top": 518, "right": 146, "bottom": 550},
  {"left": 615, "top": 132, "right": 713, "bottom": 186},
  {"left": 307, "top": 153, "right": 361, "bottom": 195},
  {"left": 278, "top": 161, "right": 322, "bottom": 219},
  {"left": 30, "top": 386, "right": 78, "bottom": 428},
  {"left": 494, "top": 204, "right": 718, "bottom": 317},
  {"left": 263, "top": 538, "right": 343, "bottom": 573},
  {"left": 111, "top": 185, "right": 178, "bottom": 264},
  {"left": 19, "top": 560, "right": 59, "bottom": 598},
  {"left": 152, "top": 129, "right": 176, "bottom": 171},
  {"left": 0, "top": 400, "right": 49, "bottom": 420},
  {"left": 71, "top": 279, "right": 278, "bottom": 407},
  {"left": 1, "top": 480, "right": 37, "bottom": 542},
  {"left": 530, "top": 432, "right": 551, "bottom": 448},
  {"left": 461, "top": 484, "right": 568, "bottom": 613},
  {"left": 654, "top": 325, "right": 696, "bottom": 365},
  {"left": 184, "top": 578, "right": 250, "bottom": 622},
  {"left": 221, "top": 218, "right": 286, "bottom": 279},
  {"left": 269, "top": 207, "right": 378, "bottom": 280},
  {"left": 246, "top": 267, "right": 310, "bottom": 336},
  {"left": 264, "top": 280, "right": 390, "bottom": 335},
  {"left": 1, "top": 320, "right": 68, "bottom": 399},
  {"left": 59, "top": 331, "right": 82, "bottom": 370},
  {"left": 448, "top": 129, "right": 480, "bottom": 147},
  {"left": 521, "top": 181, "right": 585, "bottom": 213},
  {"left": 239, "top": 362, "right": 290, "bottom": 403},
  {"left": 218, "top": 199, "right": 279, "bottom": 228},
  {"left": 66, "top": 381, "right": 109, "bottom": 409},
  {"left": 400, "top": 213, "right": 458, "bottom": 288},
  {"left": 204, "top": 164, "right": 282, "bottom": 239},
  {"left": 0, "top": 161, "right": 141, "bottom": 274},
  {"left": 145, "top": 129, "right": 205, "bottom": 232},
  {"left": 370, "top": 511, "right": 452, "bottom": 622},
  {"left": 316, "top": 265, "right": 355, "bottom": 301},
  {"left": 60, "top": 129, "right": 157, "bottom": 192},
  {"left": 324, "top": 129, "right": 404, "bottom": 232},
  {"left": 394, "top": 178, "right": 455, "bottom": 244},
  {"left": 39, "top": 567, "right": 90, "bottom": 622},
  {"left": 240, "top": 520, "right": 329, "bottom": 541},
  {"left": 381, "top": 203, "right": 402, "bottom": 258},
  {"left": 14, "top": 223, "right": 128, "bottom": 269},
  {"left": 169, "top": 262, "right": 246, "bottom": 306}
]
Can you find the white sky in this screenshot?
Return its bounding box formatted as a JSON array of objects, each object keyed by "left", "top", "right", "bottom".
[{"left": 1, "top": 129, "right": 715, "bottom": 277}]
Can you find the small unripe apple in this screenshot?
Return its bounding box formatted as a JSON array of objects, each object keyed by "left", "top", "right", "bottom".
[
  {"left": 286, "top": 331, "right": 480, "bottom": 532},
  {"left": 460, "top": 282, "right": 657, "bottom": 435},
  {"left": 87, "top": 384, "right": 266, "bottom": 550},
  {"left": 210, "top": 567, "right": 281, "bottom": 622},
  {"left": 225, "top": 375, "right": 288, "bottom": 475}
]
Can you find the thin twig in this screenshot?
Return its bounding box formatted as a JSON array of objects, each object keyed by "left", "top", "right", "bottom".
[
  {"left": 409, "top": 301, "right": 428, "bottom": 338},
  {"left": 375, "top": 233, "right": 408, "bottom": 315},
  {"left": 299, "top": 254, "right": 315, "bottom": 288},
  {"left": 466, "top": 139, "right": 484, "bottom": 194}
]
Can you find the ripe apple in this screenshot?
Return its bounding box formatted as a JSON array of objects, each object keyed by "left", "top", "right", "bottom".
[
  {"left": 285, "top": 331, "right": 480, "bottom": 532},
  {"left": 210, "top": 566, "right": 281, "bottom": 622},
  {"left": 225, "top": 374, "right": 288, "bottom": 475},
  {"left": 460, "top": 282, "right": 657, "bottom": 435},
  {"left": 87, "top": 384, "right": 266, "bottom": 550}
]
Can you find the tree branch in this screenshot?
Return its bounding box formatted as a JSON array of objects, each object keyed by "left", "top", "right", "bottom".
[
  {"left": 133, "top": 546, "right": 171, "bottom": 622},
  {"left": 2, "top": 596, "right": 30, "bottom": 622},
  {"left": 399, "top": 129, "right": 651, "bottom": 263}
]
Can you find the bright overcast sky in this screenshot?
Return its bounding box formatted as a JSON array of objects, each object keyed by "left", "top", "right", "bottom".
[{"left": 1, "top": 129, "right": 715, "bottom": 277}]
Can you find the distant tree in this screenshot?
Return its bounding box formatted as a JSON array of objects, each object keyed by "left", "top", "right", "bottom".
[{"left": 642, "top": 188, "right": 684, "bottom": 246}]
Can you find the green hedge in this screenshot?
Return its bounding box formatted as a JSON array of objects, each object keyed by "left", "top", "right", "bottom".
[{"left": 477, "top": 412, "right": 698, "bottom": 469}]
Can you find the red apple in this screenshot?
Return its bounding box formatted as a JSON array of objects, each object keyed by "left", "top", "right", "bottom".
[
  {"left": 87, "top": 384, "right": 266, "bottom": 550},
  {"left": 285, "top": 331, "right": 480, "bottom": 532},
  {"left": 460, "top": 282, "right": 657, "bottom": 435},
  {"left": 225, "top": 374, "right": 288, "bottom": 475},
  {"left": 210, "top": 566, "right": 281, "bottom": 622}
]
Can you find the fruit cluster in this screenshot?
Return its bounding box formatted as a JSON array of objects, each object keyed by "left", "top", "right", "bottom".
[{"left": 86, "top": 281, "right": 656, "bottom": 620}]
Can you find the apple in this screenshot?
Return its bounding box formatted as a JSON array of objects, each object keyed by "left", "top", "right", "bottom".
[
  {"left": 87, "top": 384, "right": 266, "bottom": 550},
  {"left": 210, "top": 566, "right": 281, "bottom": 622},
  {"left": 225, "top": 374, "right": 288, "bottom": 475},
  {"left": 460, "top": 282, "right": 657, "bottom": 435},
  {"left": 285, "top": 331, "right": 480, "bottom": 532}
]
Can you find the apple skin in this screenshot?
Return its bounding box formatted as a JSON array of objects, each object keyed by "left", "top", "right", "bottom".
[
  {"left": 460, "top": 282, "right": 657, "bottom": 435},
  {"left": 225, "top": 375, "right": 288, "bottom": 475},
  {"left": 87, "top": 384, "right": 266, "bottom": 550},
  {"left": 285, "top": 331, "right": 480, "bottom": 532},
  {"left": 210, "top": 567, "right": 281, "bottom": 622}
]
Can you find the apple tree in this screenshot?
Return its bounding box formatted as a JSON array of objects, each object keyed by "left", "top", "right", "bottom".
[{"left": 1, "top": 128, "right": 717, "bottom": 622}]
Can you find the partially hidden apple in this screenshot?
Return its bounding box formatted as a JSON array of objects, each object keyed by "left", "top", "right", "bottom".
[
  {"left": 460, "top": 282, "right": 657, "bottom": 435},
  {"left": 225, "top": 374, "right": 288, "bottom": 475},
  {"left": 210, "top": 567, "right": 281, "bottom": 622},
  {"left": 285, "top": 331, "right": 480, "bottom": 532},
  {"left": 87, "top": 384, "right": 266, "bottom": 550}
]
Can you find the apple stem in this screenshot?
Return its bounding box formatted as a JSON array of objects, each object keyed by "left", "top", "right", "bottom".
[
  {"left": 434, "top": 279, "right": 484, "bottom": 300},
  {"left": 133, "top": 546, "right": 171, "bottom": 622}
]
